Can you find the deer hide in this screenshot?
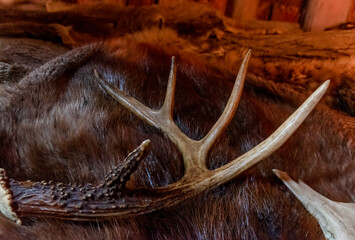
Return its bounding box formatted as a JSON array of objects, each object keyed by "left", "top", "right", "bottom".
[{"left": 0, "top": 38, "right": 353, "bottom": 240}]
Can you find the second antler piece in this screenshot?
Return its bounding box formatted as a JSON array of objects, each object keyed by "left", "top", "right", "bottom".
[{"left": 273, "top": 169, "right": 355, "bottom": 240}]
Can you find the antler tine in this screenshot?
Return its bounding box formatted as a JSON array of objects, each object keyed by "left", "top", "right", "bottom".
[
  {"left": 209, "top": 80, "right": 330, "bottom": 186},
  {"left": 96, "top": 57, "right": 177, "bottom": 123},
  {"left": 94, "top": 70, "right": 160, "bottom": 129},
  {"left": 160, "top": 56, "right": 177, "bottom": 120},
  {"left": 95, "top": 62, "right": 190, "bottom": 155},
  {"left": 273, "top": 169, "right": 355, "bottom": 240},
  {"left": 198, "top": 50, "right": 251, "bottom": 164}
]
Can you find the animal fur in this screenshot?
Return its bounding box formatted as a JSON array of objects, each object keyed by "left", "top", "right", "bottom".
[{"left": 0, "top": 37, "right": 353, "bottom": 239}]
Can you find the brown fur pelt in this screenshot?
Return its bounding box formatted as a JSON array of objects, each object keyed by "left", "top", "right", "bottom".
[
  {"left": 1, "top": 1, "right": 354, "bottom": 118},
  {"left": 0, "top": 37, "right": 354, "bottom": 239}
]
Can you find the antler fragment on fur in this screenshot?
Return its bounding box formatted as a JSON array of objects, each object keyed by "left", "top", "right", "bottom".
[
  {"left": 0, "top": 51, "right": 330, "bottom": 223},
  {"left": 273, "top": 169, "right": 355, "bottom": 240},
  {"left": 0, "top": 140, "right": 150, "bottom": 224}
]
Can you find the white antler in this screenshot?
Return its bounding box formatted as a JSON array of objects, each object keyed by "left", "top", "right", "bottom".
[
  {"left": 95, "top": 50, "right": 330, "bottom": 189},
  {"left": 273, "top": 169, "right": 355, "bottom": 240},
  {"left": 95, "top": 51, "right": 251, "bottom": 175}
]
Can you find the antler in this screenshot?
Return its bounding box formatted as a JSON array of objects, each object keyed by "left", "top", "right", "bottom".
[
  {"left": 273, "top": 169, "right": 355, "bottom": 240},
  {"left": 0, "top": 51, "right": 330, "bottom": 223}
]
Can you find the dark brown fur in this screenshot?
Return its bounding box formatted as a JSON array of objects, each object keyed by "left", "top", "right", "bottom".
[{"left": 0, "top": 39, "right": 353, "bottom": 239}]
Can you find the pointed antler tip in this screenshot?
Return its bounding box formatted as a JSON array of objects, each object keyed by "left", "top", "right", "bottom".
[
  {"left": 272, "top": 169, "right": 292, "bottom": 182},
  {"left": 170, "top": 56, "right": 176, "bottom": 67},
  {"left": 170, "top": 56, "right": 176, "bottom": 69},
  {"left": 323, "top": 79, "right": 330, "bottom": 88},
  {"left": 309, "top": 79, "right": 330, "bottom": 102},
  {"left": 317, "top": 80, "right": 330, "bottom": 93},
  {"left": 240, "top": 49, "right": 252, "bottom": 68},
  {"left": 140, "top": 139, "right": 151, "bottom": 149}
]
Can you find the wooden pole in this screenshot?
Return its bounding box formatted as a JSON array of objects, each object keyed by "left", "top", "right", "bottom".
[
  {"left": 227, "top": 0, "right": 259, "bottom": 21},
  {"left": 301, "top": 0, "right": 354, "bottom": 31}
]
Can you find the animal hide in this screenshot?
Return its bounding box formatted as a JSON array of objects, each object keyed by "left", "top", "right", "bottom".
[
  {"left": 0, "top": 36, "right": 353, "bottom": 239},
  {"left": 0, "top": 1, "right": 354, "bottom": 239}
]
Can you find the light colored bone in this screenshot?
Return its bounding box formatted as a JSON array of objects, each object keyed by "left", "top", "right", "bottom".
[
  {"left": 96, "top": 52, "right": 330, "bottom": 191},
  {"left": 95, "top": 51, "right": 250, "bottom": 174},
  {"left": 273, "top": 169, "right": 355, "bottom": 240}
]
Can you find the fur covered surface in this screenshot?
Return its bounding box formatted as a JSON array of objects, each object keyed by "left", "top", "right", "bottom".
[
  {"left": 0, "top": 38, "right": 353, "bottom": 239},
  {"left": 0, "top": 1, "right": 354, "bottom": 117},
  {"left": 0, "top": 2, "right": 354, "bottom": 239}
]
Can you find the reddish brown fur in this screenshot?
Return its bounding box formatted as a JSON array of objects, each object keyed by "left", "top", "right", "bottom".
[{"left": 0, "top": 40, "right": 353, "bottom": 239}]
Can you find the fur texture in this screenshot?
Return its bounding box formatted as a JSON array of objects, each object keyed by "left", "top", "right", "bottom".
[{"left": 0, "top": 39, "right": 353, "bottom": 239}]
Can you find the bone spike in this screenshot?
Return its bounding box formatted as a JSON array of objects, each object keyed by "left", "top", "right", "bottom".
[
  {"left": 160, "top": 56, "right": 177, "bottom": 120},
  {"left": 198, "top": 49, "right": 251, "bottom": 163},
  {"left": 273, "top": 169, "right": 355, "bottom": 240}
]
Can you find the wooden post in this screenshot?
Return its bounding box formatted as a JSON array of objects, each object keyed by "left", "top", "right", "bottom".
[
  {"left": 227, "top": 0, "right": 259, "bottom": 21},
  {"left": 158, "top": 0, "right": 183, "bottom": 7},
  {"left": 270, "top": 1, "right": 303, "bottom": 22},
  {"left": 301, "top": 0, "right": 354, "bottom": 31},
  {"left": 127, "top": 0, "right": 155, "bottom": 5},
  {"left": 208, "top": 0, "right": 229, "bottom": 14}
]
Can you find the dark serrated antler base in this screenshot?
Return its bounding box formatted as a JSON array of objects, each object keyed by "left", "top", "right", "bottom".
[{"left": 0, "top": 140, "right": 151, "bottom": 223}]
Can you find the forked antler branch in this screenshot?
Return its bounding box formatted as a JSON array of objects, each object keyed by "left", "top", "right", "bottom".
[{"left": 0, "top": 51, "right": 330, "bottom": 223}]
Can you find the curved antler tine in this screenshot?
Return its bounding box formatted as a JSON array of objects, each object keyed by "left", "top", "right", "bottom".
[
  {"left": 160, "top": 56, "right": 177, "bottom": 120},
  {"left": 273, "top": 169, "right": 355, "bottom": 240},
  {"left": 95, "top": 68, "right": 190, "bottom": 151},
  {"left": 103, "top": 140, "right": 151, "bottom": 190},
  {"left": 198, "top": 50, "right": 251, "bottom": 163},
  {"left": 94, "top": 70, "right": 159, "bottom": 129},
  {"left": 211, "top": 80, "right": 330, "bottom": 184}
]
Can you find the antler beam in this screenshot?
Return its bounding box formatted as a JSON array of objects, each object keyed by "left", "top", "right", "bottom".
[
  {"left": 0, "top": 140, "right": 150, "bottom": 223},
  {"left": 0, "top": 51, "right": 329, "bottom": 223}
]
